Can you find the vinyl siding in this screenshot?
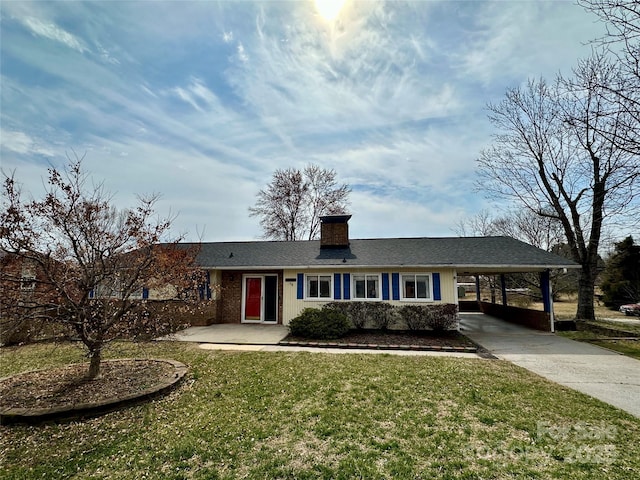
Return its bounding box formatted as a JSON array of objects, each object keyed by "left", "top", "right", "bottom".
[{"left": 282, "top": 267, "right": 456, "bottom": 325}]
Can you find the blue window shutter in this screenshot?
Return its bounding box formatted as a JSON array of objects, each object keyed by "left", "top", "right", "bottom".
[
  {"left": 382, "top": 273, "right": 390, "bottom": 300},
  {"left": 297, "top": 273, "right": 304, "bottom": 299},
  {"left": 433, "top": 273, "right": 441, "bottom": 301},
  {"left": 392, "top": 273, "right": 400, "bottom": 300},
  {"left": 540, "top": 270, "right": 551, "bottom": 313},
  {"left": 334, "top": 273, "right": 341, "bottom": 300},
  {"left": 343, "top": 273, "right": 350, "bottom": 300},
  {"left": 206, "top": 271, "right": 212, "bottom": 300},
  {"left": 142, "top": 287, "right": 149, "bottom": 300},
  {"left": 89, "top": 289, "right": 95, "bottom": 299}
]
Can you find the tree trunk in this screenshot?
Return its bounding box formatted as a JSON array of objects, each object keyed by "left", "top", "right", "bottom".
[
  {"left": 576, "top": 267, "right": 596, "bottom": 321},
  {"left": 86, "top": 348, "right": 102, "bottom": 380}
]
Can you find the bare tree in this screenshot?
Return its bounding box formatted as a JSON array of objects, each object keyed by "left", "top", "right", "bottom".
[
  {"left": 249, "top": 165, "right": 350, "bottom": 241},
  {"left": 579, "top": 1, "right": 640, "bottom": 155},
  {"left": 0, "top": 159, "right": 202, "bottom": 379},
  {"left": 453, "top": 209, "right": 498, "bottom": 237},
  {"left": 455, "top": 209, "right": 572, "bottom": 301},
  {"left": 579, "top": 0, "right": 640, "bottom": 75},
  {"left": 477, "top": 57, "right": 639, "bottom": 320},
  {"left": 456, "top": 208, "right": 565, "bottom": 252}
]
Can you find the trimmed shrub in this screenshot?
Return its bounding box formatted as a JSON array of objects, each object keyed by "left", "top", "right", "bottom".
[
  {"left": 321, "top": 302, "right": 353, "bottom": 325},
  {"left": 364, "top": 303, "right": 395, "bottom": 330},
  {"left": 427, "top": 304, "right": 458, "bottom": 330},
  {"left": 289, "top": 308, "right": 350, "bottom": 339},
  {"left": 323, "top": 302, "right": 397, "bottom": 330},
  {"left": 398, "top": 305, "right": 431, "bottom": 331},
  {"left": 397, "top": 304, "right": 458, "bottom": 331},
  {"left": 427, "top": 313, "right": 457, "bottom": 331}
]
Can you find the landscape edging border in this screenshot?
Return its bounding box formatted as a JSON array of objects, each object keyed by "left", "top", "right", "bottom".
[
  {"left": 0, "top": 358, "right": 188, "bottom": 425},
  {"left": 278, "top": 340, "right": 477, "bottom": 353}
]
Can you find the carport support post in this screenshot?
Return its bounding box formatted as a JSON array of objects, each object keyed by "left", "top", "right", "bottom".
[
  {"left": 500, "top": 274, "right": 507, "bottom": 306},
  {"left": 475, "top": 276, "right": 481, "bottom": 302},
  {"left": 540, "top": 269, "right": 555, "bottom": 333}
]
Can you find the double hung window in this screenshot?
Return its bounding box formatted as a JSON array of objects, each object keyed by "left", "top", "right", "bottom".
[
  {"left": 402, "top": 274, "right": 432, "bottom": 300},
  {"left": 306, "top": 274, "right": 331, "bottom": 299},
  {"left": 353, "top": 274, "right": 380, "bottom": 300}
]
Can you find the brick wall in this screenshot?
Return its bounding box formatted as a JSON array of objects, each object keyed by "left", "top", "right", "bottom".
[
  {"left": 320, "top": 223, "right": 349, "bottom": 248},
  {"left": 142, "top": 299, "right": 219, "bottom": 326},
  {"left": 479, "top": 301, "right": 551, "bottom": 331},
  {"left": 220, "top": 271, "right": 242, "bottom": 323}
]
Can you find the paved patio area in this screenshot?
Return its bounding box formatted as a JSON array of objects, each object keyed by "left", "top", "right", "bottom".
[{"left": 168, "top": 324, "right": 289, "bottom": 345}]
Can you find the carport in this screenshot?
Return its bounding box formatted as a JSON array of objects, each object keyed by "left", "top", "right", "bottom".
[{"left": 457, "top": 264, "right": 579, "bottom": 333}]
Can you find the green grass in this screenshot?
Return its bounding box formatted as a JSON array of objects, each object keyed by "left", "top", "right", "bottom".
[
  {"left": 589, "top": 339, "right": 640, "bottom": 360},
  {"left": 588, "top": 319, "right": 640, "bottom": 335},
  {"left": 557, "top": 318, "right": 640, "bottom": 360},
  {"left": 2, "top": 341, "right": 640, "bottom": 479}
]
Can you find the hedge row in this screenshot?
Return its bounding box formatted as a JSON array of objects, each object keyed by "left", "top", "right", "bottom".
[
  {"left": 289, "top": 302, "right": 458, "bottom": 339},
  {"left": 323, "top": 302, "right": 457, "bottom": 332}
]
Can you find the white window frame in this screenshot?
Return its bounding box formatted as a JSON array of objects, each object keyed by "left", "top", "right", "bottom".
[
  {"left": 20, "top": 274, "right": 36, "bottom": 291},
  {"left": 20, "top": 264, "right": 36, "bottom": 291},
  {"left": 352, "top": 273, "right": 382, "bottom": 301},
  {"left": 305, "top": 274, "right": 333, "bottom": 300},
  {"left": 400, "top": 273, "right": 433, "bottom": 301}
]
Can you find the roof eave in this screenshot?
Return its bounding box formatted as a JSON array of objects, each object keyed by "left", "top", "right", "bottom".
[{"left": 199, "top": 263, "right": 580, "bottom": 271}]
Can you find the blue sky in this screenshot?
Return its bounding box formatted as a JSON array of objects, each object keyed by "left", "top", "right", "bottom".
[{"left": 0, "top": 0, "right": 608, "bottom": 242}]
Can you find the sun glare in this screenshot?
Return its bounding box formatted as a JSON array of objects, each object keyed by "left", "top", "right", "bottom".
[{"left": 314, "top": 0, "right": 345, "bottom": 21}]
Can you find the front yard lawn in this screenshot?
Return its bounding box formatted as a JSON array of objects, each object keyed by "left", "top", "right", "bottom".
[{"left": 1, "top": 341, "right": 639, "bottom": 479}]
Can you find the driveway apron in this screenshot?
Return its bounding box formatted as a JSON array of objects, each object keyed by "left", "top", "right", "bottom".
[{"left": 460, "top": 313, "right": 640, "bottom": 418}]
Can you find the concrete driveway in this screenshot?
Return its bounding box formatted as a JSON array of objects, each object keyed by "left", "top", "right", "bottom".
[{"left": 460, "top": 313, "right": 640, "bottom": 418}]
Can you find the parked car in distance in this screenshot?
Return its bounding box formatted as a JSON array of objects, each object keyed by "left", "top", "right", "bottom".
[{"left": 619, "top": 303, "right": 640, "bottom": 316}]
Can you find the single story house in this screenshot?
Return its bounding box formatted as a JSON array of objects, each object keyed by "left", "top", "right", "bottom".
[{"left": 170, "top": 215, "right": 578, "bottom": 330}]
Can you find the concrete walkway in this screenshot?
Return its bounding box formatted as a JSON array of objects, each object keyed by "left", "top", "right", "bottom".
[{"left": 460, "top": 313, "right": 640, "bottom": 418}]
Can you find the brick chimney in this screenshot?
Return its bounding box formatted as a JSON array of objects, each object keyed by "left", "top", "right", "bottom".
[{"left": 320, "top": 214, "right": 351, "bottom": 248}]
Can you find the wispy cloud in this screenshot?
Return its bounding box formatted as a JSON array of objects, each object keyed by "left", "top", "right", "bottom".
[
  {"left": 452, "top": 1, "right": 602, "bottom": 86},
  {"left": 20, "top": 16, "right": 88, "bottom": 53},
  {"left": 0, "top": 1, "right": 613, "bottom": 241},
  {"left": 171, "top": 78, "right": 221, "bottom": 113},
  {"left": 1, "top": 130, "right": 55, "bottom": 157}
]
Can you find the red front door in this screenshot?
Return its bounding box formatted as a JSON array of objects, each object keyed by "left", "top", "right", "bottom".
[{"left": 244, "top": 277, "right": 262, "bottom": 321}]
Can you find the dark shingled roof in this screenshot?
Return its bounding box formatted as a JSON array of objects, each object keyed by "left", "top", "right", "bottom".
[{"left": 185, "top": 237, "right": 579, "bottom": 273}]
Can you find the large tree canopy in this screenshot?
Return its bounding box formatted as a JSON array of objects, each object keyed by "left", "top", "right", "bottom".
[
  {"left": 0, "top": 160, "right": 201, "bottom": 379},
  {"left": 601, "top": 235, "right": 640, "bottom": 308},
  {"left": 477, "top": 54, "right": 639, "bottom": 320},
  {"left": 249, "top": 165, "right": 350, "bottom": 241}
]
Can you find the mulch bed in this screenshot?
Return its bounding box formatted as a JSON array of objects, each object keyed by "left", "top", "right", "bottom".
[
  {"left": 281, "top": 329, "right": 481, "bottom": 353},
  {"left": 0, "top": 359, "right": 186, "bottom": 424}
]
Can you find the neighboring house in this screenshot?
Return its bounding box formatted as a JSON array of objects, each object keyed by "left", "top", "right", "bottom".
[
  {"left": 0, "top": 250, "right": 62, "bottom": 344},
  {"left": 0, "top": 251, "right": 55, "bottom": 305},
  {"left": 183, "top": 215, "right": 578, "bottom": 328}
]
